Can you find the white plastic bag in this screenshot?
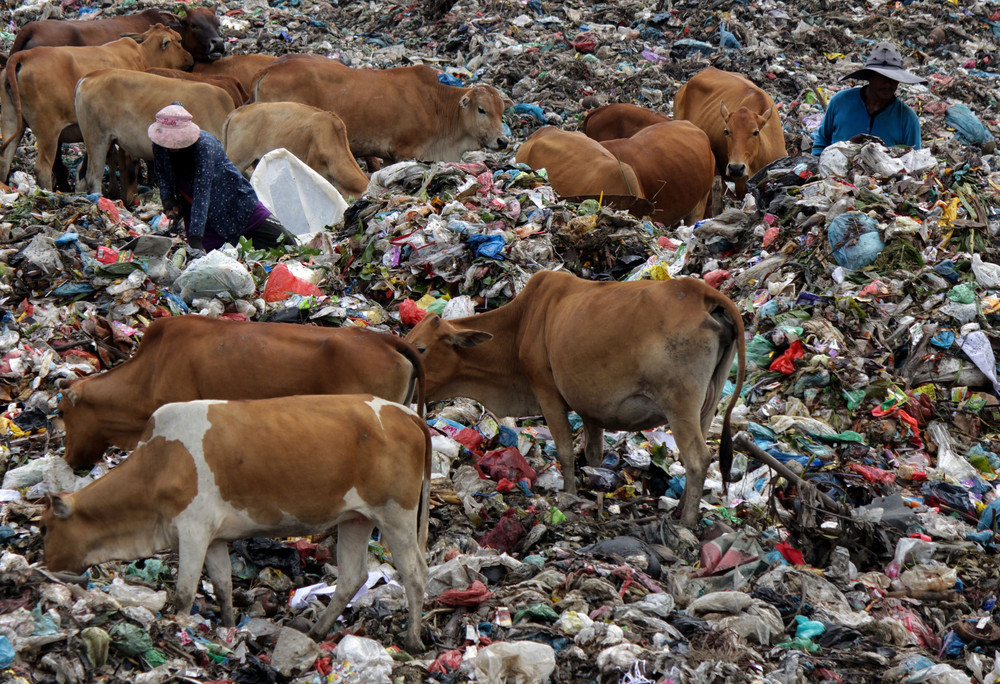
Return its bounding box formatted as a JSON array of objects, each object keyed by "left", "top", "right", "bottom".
[
  {"left": 334, "top": 635, "right": 393, "bottom": 684},
  {"left": 474, "top": 641, "right": 556, "bottom": 683},
  {"left": 972, "top": 254, "right": 1000, "bottom": 290},
  {"left": 173, "top": 250, "right": 255, "bottom": 303},
  {"left": 251, "top": 148, "right": 348, "bottom": 236}
]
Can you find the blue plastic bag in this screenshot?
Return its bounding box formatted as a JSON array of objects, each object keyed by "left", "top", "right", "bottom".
[
  {"left": 828, "top": 212, "right": 884, "bottom": 270},
  {"left": 466, "top": 234, "right": 506, "bottom": 259},
  {"left": 946, "top": 104, "right": 995, "bottom": 146}
]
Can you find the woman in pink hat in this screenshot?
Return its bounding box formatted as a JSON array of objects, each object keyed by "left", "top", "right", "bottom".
[
  {"left": 812, "top": 42, "right": 928, "bottom": 156},
  {"left": 148, "top": 103, "right": 296, "bottom": 254}
]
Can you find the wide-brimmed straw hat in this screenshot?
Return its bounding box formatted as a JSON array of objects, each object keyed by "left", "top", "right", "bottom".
[
  {"left": 147, "top": 103, "right": 201, "bottom": 149},
  {"left": 842, "top": 41, "right": 928, "bottom": 85}
]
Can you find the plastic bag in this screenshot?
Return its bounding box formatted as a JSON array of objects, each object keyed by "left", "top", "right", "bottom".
[
  {"left": 827, "top": 211, "right": 884, "bottom": 270},
  {"left": 946, "top": 104, "right": 995, "bottom": 146},
  {"left": 251, "top": 148, "right": 348, "bottom": 236},
  {"left": 475, "top": 642, "right": 556, "bottom": 683},
  {"left": 174, "top": 250, "right": 255, "bottom": 303},
  {"left": 900, "top": 564, "right": 958, "bottom": 592},
  {"left": 262, "top": 262, "right": 323, "bottom": 303},
  {"left": 333, "top": 635, "right": 392, "bottom": 684}
]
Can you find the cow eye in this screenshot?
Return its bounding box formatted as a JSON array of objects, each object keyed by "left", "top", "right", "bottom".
[
  {"left": 477, "top": 106, "right": 486, "bottom": 114},
  {"left": 753, "top": 130, "right": 760, "bottom": 136},
  {"left": 415, "top": 344, "right": 427, "bottom": 353},
  {"left": 723, "top": 129, "right": 730, "bottom": 136}
]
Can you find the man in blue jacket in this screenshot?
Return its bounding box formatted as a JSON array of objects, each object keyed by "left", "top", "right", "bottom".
[
  {"left": 812, "top": 42, "right": 927, "bottom": 156},
  {"left": 149, "top": 104, "right": 296, "bottom": 253}
]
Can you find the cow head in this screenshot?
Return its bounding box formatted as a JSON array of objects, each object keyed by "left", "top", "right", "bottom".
[
  {"left": 458, "top": 85, "right": 511, "bottom": 152},
  {"left": 41, "top": 494, "right": 88, "bottom": 574},
  {"left": 719, "top": 100, "right": 773, "bottom": 180},
  {"left": 163, "top": 7, "right": 225, "bottom": 62},
  {"left": 131, "top": 24, "right": 195, "bottom": 71},
  {"left": 58, "top": 379, "right": 111, "bottom": 469},
  {"left": 405, "top": 314, "right": 492, "bottom": 399}
]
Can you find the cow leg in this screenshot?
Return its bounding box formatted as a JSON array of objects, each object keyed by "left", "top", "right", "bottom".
[
  {"left": 663, "top": 399, "right": 712, "bottom": 529},
  {"left": 204, "top": 541, "right": 235, "bottom": 627},
  {"left": 309, "top": 518, "right": 374, "bottom": 640},
  {"left": 84, "top": 136, "right": 112, "bottom": 196},
  {"left": 174, "top": 531, "right": 213, "bottom": 619},
  {"left": 33, "top": 134, "right": 59, "bottom": 191},
  {"left": 534, "top": 389, "right": 578, "bottom": 495},
  {"left": 378, "top": 509, "right": 427, "bottom": 652},
  {"left": 583, "top": 420, "right": 605, "bottom": 467},
  {"left": 0, "top": 93, "right": 22, "bottom": 183}
]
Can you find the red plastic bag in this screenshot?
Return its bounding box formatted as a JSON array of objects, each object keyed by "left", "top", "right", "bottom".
[
  {"left": 477, "top": 447, "right": 537, "bottom": 484},
  {"left": 477, "top": 508, "right": 524, "bottom": 553},
  {"left": 399, "top": 298, "right": 427, "bottom": 326},
  {"left": 435, "top": 580, "right": 493, "bottom": 607},
  {"left": 774, "top": 541, "right": 804, "bottom": 565},
  {"left": 263, "top": 263, "right": 322, "bottom": 303},
  {"left": 848, "top": 463, "right": 896, "bottom": 484},
  {"left": 703, "top": 269, "right": 731, "bottom": 289},
  {"left": 428, "top": 650, "right": 464, "bottom": 674},
  {"left": 769, "top": 339, "right": 804, "bottom": 374}
]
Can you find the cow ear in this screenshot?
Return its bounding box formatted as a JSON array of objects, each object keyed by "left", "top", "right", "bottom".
[
  {"left": 459, "top": 93, "right": 471, "bottom": 109},
  {"left": 719, "top": 100, "right": 730, "bottom": 120},
  {"left": 503, "top": 97, "right": 514, "bottom": 110},
  {"left": 121, "top": 32, "right": 143, "bottom": 42},
  {"left": 49, "top": 494, "right": 72, "bottom": 519},
  {"left": 161, "top": 12, "right": 184, "bottom": 29},
  {"left": 61, "top": 385, "right": 81, "bottom": 407},
  {"left": 161, "top": 36, "right": 173, "bottom": 50},
  {"left": 758, "top": 105, "right": 774, "bottom": 126},
  {"left": 449, "top": 330, "right": 492, "bottom": 347}
]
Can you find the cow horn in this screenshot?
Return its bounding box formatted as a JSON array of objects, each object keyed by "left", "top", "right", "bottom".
[{"left": 719, "top": 99, "right": 730, "bottom": 121}]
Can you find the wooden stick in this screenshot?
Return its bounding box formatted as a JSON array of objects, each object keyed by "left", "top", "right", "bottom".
[{"left": 732, "top": 432, "right": 843, "bottom": 512}]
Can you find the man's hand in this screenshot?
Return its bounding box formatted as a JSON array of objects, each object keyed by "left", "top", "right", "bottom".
[{"left": 187, "top": 235, "right": 206, "bottom": 260}]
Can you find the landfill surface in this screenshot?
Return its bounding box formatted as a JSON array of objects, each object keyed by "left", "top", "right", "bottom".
[{"left": 3, "top": 0, "right": 1000, "bottom": 682}]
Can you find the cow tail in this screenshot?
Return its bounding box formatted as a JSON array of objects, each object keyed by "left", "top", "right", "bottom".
[
  {"left": 716, "top": 293, "right": 746, "bottom": 494},
  {"left": 392, "top": 336, "right": 426, "bottom": 420},
  {"left": 417, "top": 420, "right": 431, "bottom": 551},
  {"left": 0, "top": 56, "right": 26, "bottom": 159}
]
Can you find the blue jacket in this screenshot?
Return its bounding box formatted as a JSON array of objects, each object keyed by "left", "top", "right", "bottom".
[
  {"left": 153, "top": 131, "right": 261, "bottom": 243},
  {"left": 812, "top": 87, "right": 922, "bottom": 155}
]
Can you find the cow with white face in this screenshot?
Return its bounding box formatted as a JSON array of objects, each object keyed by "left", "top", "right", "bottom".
[{"left": 43, "top": 394, "right": 431, "bottom": 650}]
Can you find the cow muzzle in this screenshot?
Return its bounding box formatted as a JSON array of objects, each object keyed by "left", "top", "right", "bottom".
[
  {"left": 726, "top": 162, "right": 747, "bottom": 179},
  {"left": 490, "top": 136, "right": 509, "bottom": 150},
  {"left": 208, "top": 39, "right": 226, "bottom": 60}
]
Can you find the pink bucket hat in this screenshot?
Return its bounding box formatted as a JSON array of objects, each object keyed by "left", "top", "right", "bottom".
[{"left": 148, "top": 103, "right": 201, "bottom": 149}]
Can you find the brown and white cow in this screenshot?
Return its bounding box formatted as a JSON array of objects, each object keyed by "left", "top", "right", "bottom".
[
  {"left": 599, "top": 121, "right": 715, "bottom": 226},
  {"left": 75, "top": 69, "right": 236, "bottom": 198},
  {"left": 405, "top": 270, "right": 745, "bottom": 528},
  {"left": 673, "top": 67, "right": 786, "bottom": 197},
  {"left": 145, "top": 67, "right": 249, "bottom": 107},
  {"left": 223, "top": 102, "right": 370, "bottom": 199},
  {"left": 59, "top": 316, "right": 425, "bottom": 468},
  {"left": 43, "top": 393, "right": 431, "bottom": 650},
  {"left": 252, "top": 57, "right": 510, "bottom": 164},
  {"left": 2, "top": 8, "right": 224, "bottom": 66},
  {"left": 193, "top": 53, "right": 278, "bottom": 94},
  {"left": 515, "top": 127, "right": 644, "bottom": 199},
  {"left": 0, "top": 25, "right": 193, "bottom": 190},
  {"left": 583, "top": 103, "right": 671, "bottom": 142}
]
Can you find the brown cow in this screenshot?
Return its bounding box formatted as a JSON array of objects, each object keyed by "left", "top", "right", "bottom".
[
  {"left": 4, "top": 7, "right": 224, "bottom": 65},
  {"left": 406, "top": 270, "right": 745, "bottom": 528},
  {"left": 223, "top": 102, "right": 369, "bottom": 199},
  {"left": 44, "top": 393, "right": 430, "bottom": 650},
  {"left": 75, "top": 69, "right": 236, "bottom": 199},
  {"left": 146, "top": 68, "right": 248, "bottom": 107},
  {"left": 253, "top": 57, "right": 510, "bottom": 163},
  {"left": 600, "top": 121, "right": 715, "bottom": 226},
  {"left": 583, "top": 103, "right": 670, "bottom": 142},
  {"left": 515, "top": 127, "right": 644, "bottom": 199},
  {"left": 193, "top": 53, "right": 278, "bottom": 93},
  {"left": 0, "top": 25, "right": 193, "bottom": 190},
  {"left": 59, "top": 316, "right": 425, "bottom": 468},
  {"left": 673, "top": 66, "right": 786, "bottom": 197}
]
